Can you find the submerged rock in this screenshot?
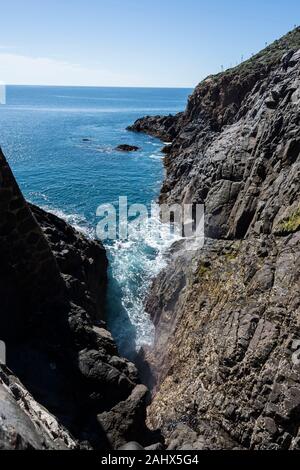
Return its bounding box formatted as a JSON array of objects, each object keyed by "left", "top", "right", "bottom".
[{"left": 115, "top": 144, "right": 140, "bottom": 152}]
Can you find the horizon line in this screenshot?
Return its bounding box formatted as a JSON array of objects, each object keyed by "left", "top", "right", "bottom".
[{"left": 5, "top": 83, "right": 195, "bottom": 90}]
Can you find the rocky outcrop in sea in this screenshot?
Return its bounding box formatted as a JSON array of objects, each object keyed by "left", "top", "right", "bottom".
[
  {"left": 129, "top": 27, "right": 300, "bottom": 450},
  {"left": 115, "top": 144, "right": 140, "bottom": 152}
]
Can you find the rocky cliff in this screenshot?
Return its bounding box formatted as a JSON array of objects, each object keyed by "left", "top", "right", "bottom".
[
  {"left": 129, "top": 27, "right": 300, "bottom": 450},
  {"left": 0, "top": 148, "right": 157, "bottom": 450},
  {"left": 1, "top": 26, "right": 300, "bottom": 452}
]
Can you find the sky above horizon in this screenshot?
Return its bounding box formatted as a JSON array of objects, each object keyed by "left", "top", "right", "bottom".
[{"left": 0, "top": 0, "right": 299, "bottom": 88}]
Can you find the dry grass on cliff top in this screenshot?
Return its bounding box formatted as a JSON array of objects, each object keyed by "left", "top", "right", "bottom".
[{"left": 209, "top": 26, "right": 300, "bottom": 82}]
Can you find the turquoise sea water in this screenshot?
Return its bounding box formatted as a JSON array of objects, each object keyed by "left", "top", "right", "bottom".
[{"left": 0, "top": 86, "right": 191, "bottom": 357}]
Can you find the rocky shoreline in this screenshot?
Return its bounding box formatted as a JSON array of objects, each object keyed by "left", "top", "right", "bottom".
[
  {"left": 1, "top": 26, "right": 300, "bottom": 451},
  {"left": 129, "top": 27, "right": 300, "bottom": 450}
]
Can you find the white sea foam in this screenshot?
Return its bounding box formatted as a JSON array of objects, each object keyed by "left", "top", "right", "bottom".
[
  {"left": 146, "top": 140, "right": 162, "bottom": 146},
  {"left": 28, "top": 191, "right": 50, "bottom": 202},
  {"left": 108, "top": 208, "right": 181, "bottom": 350},
  {"left": 149, "top": 153, "right": 163, "bottom": 161},
  {"left": 41, "top": 205, "right": 95, "bottom": 239},
  {"left": 37, "top": 203, "right": 177, "bottom": 351}
]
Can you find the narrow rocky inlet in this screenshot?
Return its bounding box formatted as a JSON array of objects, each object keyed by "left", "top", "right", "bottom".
[{"left": 1, "top": 26, "right": 300, "bottom": 451}]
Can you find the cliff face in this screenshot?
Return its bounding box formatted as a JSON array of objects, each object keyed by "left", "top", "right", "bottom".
[
  {"left": 0, "top": 148, "right": 155, "bottom": 450},
  {"left": 130, "top": 28, "right": 300, "bottom": 449}
]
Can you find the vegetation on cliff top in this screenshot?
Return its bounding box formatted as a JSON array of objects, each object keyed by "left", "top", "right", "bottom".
[{"left": 207, "top": 26, "right": 300, "bottom": 82}]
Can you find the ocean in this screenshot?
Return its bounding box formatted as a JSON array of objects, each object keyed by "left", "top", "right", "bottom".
[{"left": 0, "top": 85, "right": 191, "bottom": 357}]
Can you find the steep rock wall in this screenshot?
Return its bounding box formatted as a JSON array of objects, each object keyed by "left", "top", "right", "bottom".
[{"left": 130, "top": 28, "right": 300, "bottom": 450}]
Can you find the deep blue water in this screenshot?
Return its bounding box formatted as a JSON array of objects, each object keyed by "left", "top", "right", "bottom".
[{"left": 0, "top": 86, "right": 191, "bottom": 357}]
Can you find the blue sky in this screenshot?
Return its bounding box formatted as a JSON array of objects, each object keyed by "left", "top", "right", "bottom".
[{"left": 0, "top": 0, "right": 299, "bottom": 87}]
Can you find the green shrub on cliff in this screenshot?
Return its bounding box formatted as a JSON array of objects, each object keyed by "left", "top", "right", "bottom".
[{"left": 277, "top": 207, "right": 300, "bottom": 234}]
